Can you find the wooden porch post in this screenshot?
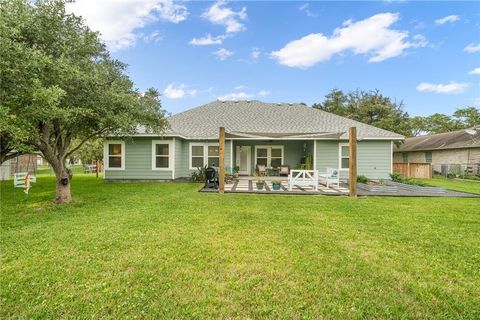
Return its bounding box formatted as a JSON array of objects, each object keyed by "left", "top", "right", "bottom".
[
  {"left": 349, "top": 127, "right": 357, "bottom": 197},
  {"left": 219, "top": 127, "right": 225, "bottom": 193}
]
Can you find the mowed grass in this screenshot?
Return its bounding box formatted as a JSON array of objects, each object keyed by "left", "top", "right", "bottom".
[
  {"left": 1, "top": 176, "right": 479, "bottom": 319},
  {"left": 421, "top": 176, "right": 480, "bottom": 195}
]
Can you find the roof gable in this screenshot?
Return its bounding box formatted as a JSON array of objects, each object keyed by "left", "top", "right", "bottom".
[{"left": 141, "top": 100, "right": 404, "bottom": 140}]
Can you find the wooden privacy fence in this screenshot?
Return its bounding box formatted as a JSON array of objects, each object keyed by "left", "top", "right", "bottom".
[{"left": 393, "top": 163, "right": 432, "bottom": 179}]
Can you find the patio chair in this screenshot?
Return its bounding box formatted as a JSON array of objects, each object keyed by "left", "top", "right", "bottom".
[
  {"left": 204, "top": 166, "right": 219, "bottom": 189},
  {"left": 318, "top": 168, "right": 340, "bottom": 188},
  {"left": 256, "top": 164, "right": 267, "bottom": 176},
  {"left": 279, "top": 165, "right": 290, "bottom": 176}
]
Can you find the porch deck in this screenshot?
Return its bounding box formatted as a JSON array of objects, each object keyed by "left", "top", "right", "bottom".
[{"left": 224, "top": 178, "right": 349, "bottom": 195}]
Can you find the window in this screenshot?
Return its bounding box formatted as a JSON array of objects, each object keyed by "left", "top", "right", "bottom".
[
  {"left": 207, "top": 145, "right": 219, "bottom": 167},
  {"left": 270, "top": 147, "right": 282, "bottom": 168},
  {"left": 190, "top": 143, "right": 219, "bottom": 169},
  {"left": 152, "top": 142, "right": 171, "bottom": 169},
  {"left": 402, "top": 153, "right": 408, "bottom": 163},
  {"left": 425, "top": 151, "right": 432, "bottom": 163},
  {"left": 105, "top": 141, "right": 124, "bottom": 170},
  {"left": 254, "top": 146, "right": 284, "bottom": 168},
  {"left": 339, "top": 143, "right": 349, "bottom": 169},
  {"left": 256, "top": 147, "right": 268, "bottom": 166},
  {"left": 191, "top": 146, "right": 204, "bottom": 168}
]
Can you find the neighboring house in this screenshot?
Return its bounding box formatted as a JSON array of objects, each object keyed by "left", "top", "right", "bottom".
[
  {"left": 393, "top": 126, "right": 480, "bottom": 174},
  {"left": 104, "top": 100, "right": 404, "bottom": 181},
  {"left": 0, "top": 153, "right": 38, "bottom": 180},
  {"left": 0, "top": 159, "right": 11, "bottom": 180}
]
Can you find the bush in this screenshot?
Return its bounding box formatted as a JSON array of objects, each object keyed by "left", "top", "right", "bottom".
[
  {"left": 389, "top": 173, "right": 427, "bottom": 186},
  {"left": 357, "top": 175, "right": 369, "bottom": 184},
  {"left": 191, "top": 165, "right": 207, "bottom": 182}
]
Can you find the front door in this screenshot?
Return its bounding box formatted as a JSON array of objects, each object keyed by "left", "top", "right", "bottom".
[{"left": 236, "top": 146, "right": 251, "bottom": 175}]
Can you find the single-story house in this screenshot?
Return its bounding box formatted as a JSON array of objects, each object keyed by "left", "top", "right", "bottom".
[
  {"left": 393, "top": 126, "right": 480, "bottom": 175},
  {"left": 104, "top": 100, "right": 404, "bottom": 181}
]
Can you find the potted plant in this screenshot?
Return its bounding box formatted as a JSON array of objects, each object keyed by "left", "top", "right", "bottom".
[
  {"left": 233, "top": 166, "right": 240, "bottom": 178},
  {"left": 254, "top": 173, "right": 264, "bottom": 190},
  {"left": 271, "top": 180, "right": 282, "bottom": 191}
]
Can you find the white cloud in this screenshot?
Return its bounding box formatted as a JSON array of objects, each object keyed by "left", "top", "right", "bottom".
[
  {"left": 464, "top": 43, "right": 480, "bottom": 53},
  {"left": 251, "top": 47, "right": 261, "bottom": 59},
  {"left": 235, "top": 85, "right": 246, "bottom": 90},
  {"left": 435, "top": 15, "right": 460, "bottom": 25},
  {"left": 189, "top": 34, "right": 226, "bottom": 46},
  {"left": 299, "top": 3, "right": 317, "bottom": 17},
  {"left": 416, "top": 82, "right": 469, "bottom": 94},
  {"left": 271, "top": 13, "right": 427, "bottom": 68},
  {"left": 469, "top": 67, "right": 480, "bottom": 75},
  {"left": 218, "top": 92, "right": 254, "bottom": 100},
  {"left": 202, "top": 0, "right": 247, "bottom": 34},
  {"left": 258, "top": 90, "right": 271, "bottom": 97},
  {"left": 143, "top": 30, "right": 163, "bottom": 43},
  {"left": 213, "top": 48, "right": 234, "bottom": 60},
  {"left": 66, "top": 0, "right": 188, "bottom": 52},
  {"left": 163, "top": 83, "right": 196, "bottom": 99}
]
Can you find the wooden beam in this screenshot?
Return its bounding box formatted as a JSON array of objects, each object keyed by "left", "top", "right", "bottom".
[
  {"left": 348, "top": 127, "right": 357, "bottom": 197},
  {"left": 219, "top": 127, "right": 225, "bottom": 193}
]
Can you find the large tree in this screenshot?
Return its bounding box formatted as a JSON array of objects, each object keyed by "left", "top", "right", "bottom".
[
  {"left": 409, "top": 107, "right": 480, "bottom": 135},
  {"left": 313, "top": 89, "right": 412, "bottom": 136},
  {"left": 1, "top": 0, "right": 168, "bottom": 203}
]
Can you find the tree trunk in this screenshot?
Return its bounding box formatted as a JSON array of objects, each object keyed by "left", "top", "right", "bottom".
[{"left": 53, "top": 166, "right": 72, "bottom": 204}]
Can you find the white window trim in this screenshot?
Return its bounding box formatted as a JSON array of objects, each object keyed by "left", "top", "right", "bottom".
[
  {"left": 189, "top": 142, "right": 219, "bottom": 170},
  {"left": 104, "top": 140, "right": 125, "bottom": 170},
  {"left": 151, "top": 140, "right": 174, "bottom": 171},
  {"left": 339, "top": 142, "right": 349, "bottom": 171},
  {"left": 254, "top": 145, "right": 284, "bottom": 168}
]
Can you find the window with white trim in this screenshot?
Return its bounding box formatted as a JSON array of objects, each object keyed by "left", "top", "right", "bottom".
[
  {"left": 207, "top": 145, "right": 219, "bottom": 167},
  {"left": 190, "top": 143, "right": 219, "bottom": 169},
  {"left": 106, "top": 142, "right": 124, "bottom": 169},
  {"left": 339, "top": 144, "right": 349, "bottom": 169},
  {"left": 153, "top": 143, "right": 170, "bottom": 169},
  {"left": 191, "top": 145, "right": 204, "bottom": 168},
  {"left": 254, "top": 146, "right": 284, "bottom": 168}
]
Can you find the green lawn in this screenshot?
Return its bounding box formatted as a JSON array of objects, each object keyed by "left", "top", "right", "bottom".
[
  {"left": 1, "top": 177, "right": 479, "bottom": 319},
  {"left": 420, "top": 176, "right": 480, "bottom": 195}
]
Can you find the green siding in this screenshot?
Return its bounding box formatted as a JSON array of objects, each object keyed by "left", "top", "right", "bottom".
[
  {"left": 315, "top": 141, "right": 339, "bottom": 172},
  {"left": 105, "top": 137, "right": 173, "bottom": 180},
  {"left": 174, "top": 138, "right": 189, "bottom": 179},
  {"left": 315, "top": 140, "right": 392, "bottom": 180},
  {"left": 357, "top": 140, "right": 392, "bottom": 180},
  {"left": 105, "top": 137, "right": 392, "bottom": 181}
]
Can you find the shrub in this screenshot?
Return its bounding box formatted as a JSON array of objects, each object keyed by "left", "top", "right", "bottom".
[
  {"left": 357, "top": 175, "right": 369, "bottom": 184},
  {"left": 389, "top": 173, "right": 427, "bottom": 186},
  {"left": 191, "top": 165, "right": 207, "bottom": 182}
]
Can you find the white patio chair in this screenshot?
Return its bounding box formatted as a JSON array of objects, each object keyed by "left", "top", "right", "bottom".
[{"left": 318, "top": 168, "right": 340, "bottom": 188}]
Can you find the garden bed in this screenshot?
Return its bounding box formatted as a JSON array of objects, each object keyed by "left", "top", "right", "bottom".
[
  {"left": 358, "top": 182, "right": 397, "bottom": 193},
  {"left": 386, "top": 181, "right": 446, "bottom": 193}
]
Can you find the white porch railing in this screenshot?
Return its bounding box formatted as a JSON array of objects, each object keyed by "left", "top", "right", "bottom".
[{"left": 288, "top": 170, "right": 318, "bottom": 191}]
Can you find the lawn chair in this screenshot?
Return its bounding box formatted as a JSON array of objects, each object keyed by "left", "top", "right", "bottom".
[
  {"left": 279, "top": 165, "right": 290, "bottom": 176},
  {"left": 318, "top": 168, "right": 340, "bottom": 188},
  {"left": 256, "top": 164, "right": 267, "bottom": 176},
  {"left": 204, "top": 166, "right": 219, "bottom": 189}
]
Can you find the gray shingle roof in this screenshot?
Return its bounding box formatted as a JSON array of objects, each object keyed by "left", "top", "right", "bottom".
[
  {"left": 395, "top": 126, "right": 480, "bottom": 152},
  {"left": 140, "top": 100, "right": 404, "bottom": 140}
]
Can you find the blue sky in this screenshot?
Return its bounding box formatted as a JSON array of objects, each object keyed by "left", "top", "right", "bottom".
[{"left": 67, "top": 1, "right": 480, "bottom": 116}]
